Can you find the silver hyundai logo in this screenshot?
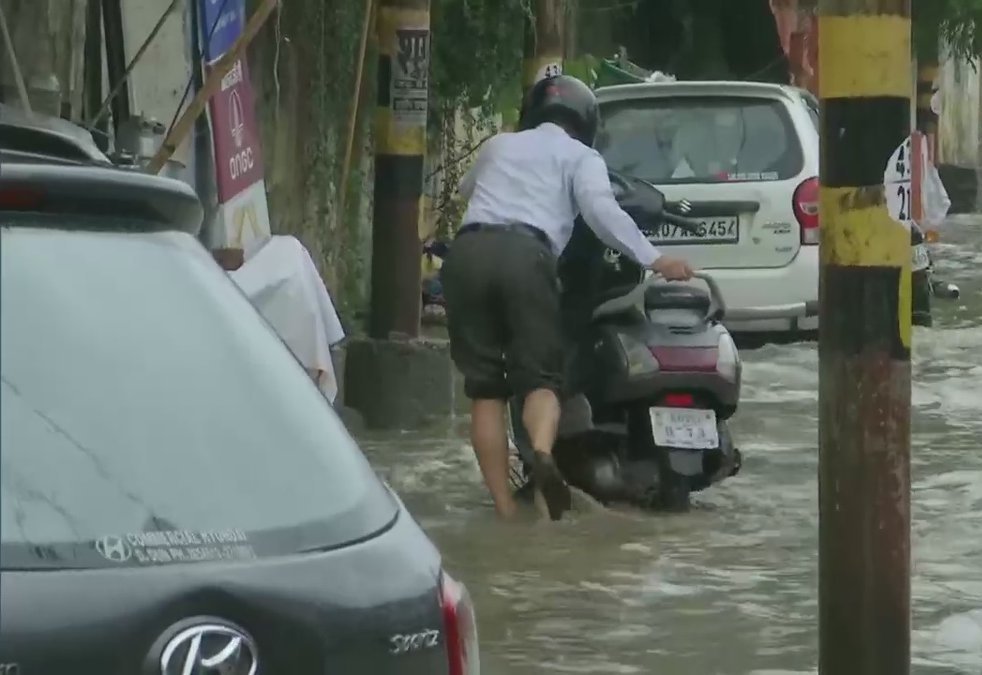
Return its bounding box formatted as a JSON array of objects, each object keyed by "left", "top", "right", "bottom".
[{"left": 160, "top": 623, "right": 258, "bottom": 675}]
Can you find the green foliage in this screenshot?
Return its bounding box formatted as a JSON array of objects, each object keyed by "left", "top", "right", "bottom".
[
  {"left": 430, "top": 0, "right": 531, "bottom": 125},
  {"left": 564, "top": 54, "right": 599, "bottom": 88},
  {"left": 914, "top": 0, "right": 982, "bottom": 60},
  {"left": 426, "top": 0, "right": 531, "bottom": 238}
]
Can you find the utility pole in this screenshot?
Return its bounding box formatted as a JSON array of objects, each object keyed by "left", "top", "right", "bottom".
[
  {"left": 817, "top": 1, "right": 913, "bottom": 673},
  {"left": 915, "top": 30, "right": 940, "bottom": 163},
  {"left": 370, "top": 0, "right": 431, "bottom": 339},
  {"left": 522, "top": 0, "right": 565, "bottom": 94}
]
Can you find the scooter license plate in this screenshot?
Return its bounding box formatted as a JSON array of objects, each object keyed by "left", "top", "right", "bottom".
[{"left": 650, "top": 407, "right": 719, "bottom": 450}]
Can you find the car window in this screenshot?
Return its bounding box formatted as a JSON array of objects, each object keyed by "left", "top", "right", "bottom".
[
  {"left": 596, "top": 95, "right": 804, "bottom": 184},
  {"left": 0, "top": 223, "right": 396, "bottom": 570}
]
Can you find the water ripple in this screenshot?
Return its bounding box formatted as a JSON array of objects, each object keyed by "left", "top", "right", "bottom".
[{"left": 360, "top": 215, "right": 982, "bottom": 673}]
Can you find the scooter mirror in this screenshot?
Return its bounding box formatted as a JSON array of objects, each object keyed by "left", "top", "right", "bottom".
[{"left": 608, "top": 170, "right": 666, "bottom": 224}]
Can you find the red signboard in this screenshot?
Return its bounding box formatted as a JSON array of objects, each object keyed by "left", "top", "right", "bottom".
[{"left": 208, "top": 57, "right": 265, "bottom": 201}]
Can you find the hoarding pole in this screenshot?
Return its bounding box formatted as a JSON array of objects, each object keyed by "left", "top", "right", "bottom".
[
  {"left": 522, "top": 0, "right": 564, "bottom": 94},
  {"left": 369, "top": 0, "right": 430, "bottom": 339},
  {"left": 818, "top": 1, "right": 913, "bottom": 673}
]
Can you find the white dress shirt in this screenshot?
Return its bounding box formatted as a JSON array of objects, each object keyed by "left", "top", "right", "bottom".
[{"left": 459, "top": 123, "right": 662, "bottom": 267}]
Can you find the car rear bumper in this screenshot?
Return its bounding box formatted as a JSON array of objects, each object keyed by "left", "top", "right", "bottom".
[{"left": 702, "top": 247, "right": 819, "bottom": 334}]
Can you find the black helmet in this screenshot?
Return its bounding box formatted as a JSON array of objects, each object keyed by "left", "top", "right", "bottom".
[{"left": 518, "top": 75, "right": 599, "bottom": 147}]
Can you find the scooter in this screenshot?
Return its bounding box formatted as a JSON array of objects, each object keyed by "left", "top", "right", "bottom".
[{"left": 508, "top": 172, "right": 809, "bottom": 511}]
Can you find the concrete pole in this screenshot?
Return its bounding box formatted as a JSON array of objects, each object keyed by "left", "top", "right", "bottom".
[
  {"left": 977, "top": 77, "right": 982, "bottom": 211},
  {"left": 522, "top": 0, "right": 564, "bottom": 94},
  {"left": 817, "top": 1, "right": 912, "bottom": 673},
  {"left": 915, "top": 31, "right": 940, "bottom": 162},
  {"left": 369, "top": 0, "right": 431, "bottom": 339}
]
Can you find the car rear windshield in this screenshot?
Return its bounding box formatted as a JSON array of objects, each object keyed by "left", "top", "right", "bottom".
[
  {"left": 596, "top": 95, "right": 804, "bottom": 184},
  {"left": 0, "top": 223, "right": 397, "bottom": 570}
]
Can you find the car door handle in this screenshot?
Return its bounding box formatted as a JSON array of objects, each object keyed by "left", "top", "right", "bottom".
[{"left": 664, "top": 200, "right": 761, "bottom": 217}]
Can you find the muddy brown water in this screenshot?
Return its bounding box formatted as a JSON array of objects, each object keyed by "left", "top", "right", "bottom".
[{"left": 360, "top": 215, "right": 982, "bottom": 674}]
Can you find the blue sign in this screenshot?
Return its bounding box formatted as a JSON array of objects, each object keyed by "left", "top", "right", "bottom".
[{"left": 200, "top": 0, "right": 244, "bottom": 63}]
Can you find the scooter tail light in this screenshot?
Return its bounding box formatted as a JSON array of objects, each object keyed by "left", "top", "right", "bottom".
[
  {"left": 716, "top": 333, "right": 740, "bottom": 383},
  {"left": 440, "top": 571, "right": 480, "bottom": 675},
  {"left": 662, "top": 392, "right": 695, "bottom": 407},
  {"left": 793, "top": 176, "right": 820, "bottom": 245}
]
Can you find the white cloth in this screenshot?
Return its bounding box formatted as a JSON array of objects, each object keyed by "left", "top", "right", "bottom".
[
  {"left": 228, "top": 235, "right": 345, "bottom": 403},
  {"left": 920, "top": 154, "right": 952, "bottom": 230},
  {"left": 459, "top": 123, "right": 662, "bottom": 266}
]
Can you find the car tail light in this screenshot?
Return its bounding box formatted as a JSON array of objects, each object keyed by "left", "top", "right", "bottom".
[
  {"left": 441, "top": 572, "right": 480, "bottom": 675},
  {"left": 0, "top": 185, "right": 45, "bottom": 211},
  {"left": 662, "top": 392, "right": 695, "bottom": 407},
  {"left": 793, "top": 176, "right": 819, "bottom": 245}
]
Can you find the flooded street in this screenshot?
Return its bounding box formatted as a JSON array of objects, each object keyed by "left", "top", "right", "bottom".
[{"left": 361, "top": 215, "right": 982, "bottom": 675}]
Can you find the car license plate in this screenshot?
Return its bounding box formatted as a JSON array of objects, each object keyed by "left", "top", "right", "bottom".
[
  {"left": 912, "top": 243, "right": 930, "bottom": 272},
  {"left": 650, "top": 407, "right": 720, "bottom": 450},
  {"left": 647, "top": 217, "right": 739, "bottom": 245}
]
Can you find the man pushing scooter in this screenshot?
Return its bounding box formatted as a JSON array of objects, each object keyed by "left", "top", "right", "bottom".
[{"left": 440, "top": 75, "right": 696, "bottom": 521}]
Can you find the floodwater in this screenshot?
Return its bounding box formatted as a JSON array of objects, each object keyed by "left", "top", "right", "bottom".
[{"left": 360, "top": 215, "right": 982, "bottom": 675}]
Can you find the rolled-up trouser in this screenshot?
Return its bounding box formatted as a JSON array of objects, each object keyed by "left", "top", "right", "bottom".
[{"left": 441, "top": 223, "right": 564, "bottom": 401}]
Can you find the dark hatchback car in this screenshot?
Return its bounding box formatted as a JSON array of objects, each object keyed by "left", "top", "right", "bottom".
[{"left": 0, "top": 108, "right": 479, "bottom": 675}]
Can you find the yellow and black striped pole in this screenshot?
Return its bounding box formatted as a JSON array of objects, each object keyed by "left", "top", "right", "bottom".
[
  {"left": 522, "top": 0, "right": 565, "bottom": 96},
  {"left": 370, "top": 0, "right": 430, "bottom": 339},
  {"left": 818, "top": 1, "right": 912, "bottom": 672}
]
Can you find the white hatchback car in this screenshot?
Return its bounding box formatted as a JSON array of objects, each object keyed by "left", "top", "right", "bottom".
[{"left": 595, "top": 81, "right": 821, "bottom": 338}]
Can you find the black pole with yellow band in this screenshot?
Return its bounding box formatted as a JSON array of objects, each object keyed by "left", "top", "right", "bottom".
[
  {"left": 818, "top": 1, "right": 912, "bottom": 673},
  {"left": 370, "top": 0, "right": 430, "bottom": 339}
]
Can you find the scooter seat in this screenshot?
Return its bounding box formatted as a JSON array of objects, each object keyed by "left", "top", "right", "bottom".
[
  {"left": 593, "top": 284, "right": 638, "bottom": 306},
  {"left": 590, "top": 285, "right": 646, "bottom": 322},
  {"left": 644, "top": 285, "right": 711, "bottom": 313}
]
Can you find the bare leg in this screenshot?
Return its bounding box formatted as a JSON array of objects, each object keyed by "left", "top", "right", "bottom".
[
  {"left": 471, "top": 399, "right": 518, "bottom": 519},
  {"left": 522, "top": 388, "right": 570, "bottom": 520},
  {"left": 522, "top": 388, "right": 561, "bottom": 455}
]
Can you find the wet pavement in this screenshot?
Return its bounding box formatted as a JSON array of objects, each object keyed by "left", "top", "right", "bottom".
[{"left": 360, "top": 215, "right": 982, "bottom": 674}]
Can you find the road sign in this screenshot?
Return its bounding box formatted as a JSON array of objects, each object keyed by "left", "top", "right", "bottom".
[{"left": 201, "top": 0, "right": 245, "bottom": 62}]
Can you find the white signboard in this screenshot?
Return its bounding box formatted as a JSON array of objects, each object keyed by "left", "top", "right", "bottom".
[
  {"left": 220, "top": 180, "right": 272, "bottom": 251},
  {"left": 534, "top": 61, "right": 563, "bottom": 83},
  {"left": 883, "top": 136, "right": 913, "bottom": 229}
]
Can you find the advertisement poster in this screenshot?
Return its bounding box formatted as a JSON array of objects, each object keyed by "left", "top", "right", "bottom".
[{"left": 200, "top": 0, "right": 271, "bottom": 249}]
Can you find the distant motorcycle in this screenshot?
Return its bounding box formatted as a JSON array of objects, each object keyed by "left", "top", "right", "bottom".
[
  {"left": 912, "top": 223, "right": 960, "bottom": 327},
  {"left": 421, "top": 239, "right": 450, "bottom": 310}
]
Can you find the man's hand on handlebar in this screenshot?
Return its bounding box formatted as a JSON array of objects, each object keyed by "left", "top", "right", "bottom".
[{"left": 650, "top": 256, "right": 695, "bottom": 281}]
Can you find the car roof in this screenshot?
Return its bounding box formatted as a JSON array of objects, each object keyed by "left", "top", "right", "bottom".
[
  {"left": 0, "top": 104, "right": 203, "bottom": 236},
  {"left": 0, "top": 102, "right": 112, "bottom": 164},
  {"left": 596, "top": 80, "right": 801, "bottom": 103}
]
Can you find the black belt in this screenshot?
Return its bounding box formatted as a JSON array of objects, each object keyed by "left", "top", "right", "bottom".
[{"left": 457, "top": 222, "right": 551, "bottom": 249}]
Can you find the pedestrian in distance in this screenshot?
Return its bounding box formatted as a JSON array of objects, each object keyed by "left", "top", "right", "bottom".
[{"left": 441, "top": 74, "right": 695, "bottom": 521}]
